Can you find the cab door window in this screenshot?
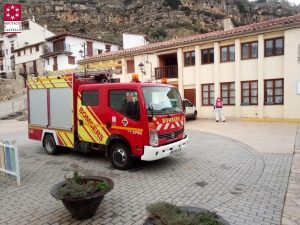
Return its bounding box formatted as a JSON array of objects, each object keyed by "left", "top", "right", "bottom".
[
  {"left": 82, "top": 90, "right": 99, "bottom": 106},
  {"left": 109, "top": 90, "right": 140, "bottom": 121}
]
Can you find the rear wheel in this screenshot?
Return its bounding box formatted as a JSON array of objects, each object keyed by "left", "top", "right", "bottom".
[
  {"left": 110, "top": 142, "right": 133, "bottom": 170},
  {"left": 44, "top": 134, "right": 58, "bottom": 155}
]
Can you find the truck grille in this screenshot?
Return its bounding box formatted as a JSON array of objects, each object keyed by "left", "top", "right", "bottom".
[{"left": 158, "top": 130, "right": 183, "bottom": 140}]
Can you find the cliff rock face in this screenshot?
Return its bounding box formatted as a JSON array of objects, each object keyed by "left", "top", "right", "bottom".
[{"left": 1, "top": 0, "right": 300, "bottom": 45}]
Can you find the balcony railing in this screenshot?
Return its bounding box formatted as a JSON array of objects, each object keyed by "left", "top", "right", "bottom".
[
  {"left": 44, "top": 43, "right": 71, "bottom": 54},
  {"left": 0, "top": 50, "right": 4, "bottom": 57},
  {"left": 155, "top": 65, "right": 178, "bottom": 79}
]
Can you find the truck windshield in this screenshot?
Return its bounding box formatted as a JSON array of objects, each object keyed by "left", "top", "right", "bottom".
[{"left": 142, "top": 86, "right": 183, "bottom": 115}]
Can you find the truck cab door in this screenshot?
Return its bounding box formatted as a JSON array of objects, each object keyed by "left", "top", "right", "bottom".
[
  {"left": 77, "top": 89, "right": 109, "bottom": 145},
  {"left": 107, "top": 89, "right": 144, "bottom": 156}
]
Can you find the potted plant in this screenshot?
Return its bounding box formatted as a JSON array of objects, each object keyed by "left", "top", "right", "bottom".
[
  {"left": 50, "top": 171, "right": 114, "bottom": 219},
  {"left": 144, "top": 202, "right": 230, "bottom": 225}
]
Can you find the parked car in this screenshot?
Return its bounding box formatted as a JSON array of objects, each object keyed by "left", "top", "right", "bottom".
[{"left": 183, "top": 99, "right": 197, "bottom": 120}]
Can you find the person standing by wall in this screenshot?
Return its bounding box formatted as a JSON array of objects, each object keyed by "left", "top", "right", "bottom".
[{"left": 214, "top": 97, "right": 226, "bottom": 122}]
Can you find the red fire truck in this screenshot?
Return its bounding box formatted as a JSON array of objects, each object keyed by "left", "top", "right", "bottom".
[{"left": 27, "top": 72, "right": 188, "bottom": 169}]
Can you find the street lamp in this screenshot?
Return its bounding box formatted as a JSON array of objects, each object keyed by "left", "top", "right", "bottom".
[{"left": 138, "top": 62, "right": 145, "bottom": 74}]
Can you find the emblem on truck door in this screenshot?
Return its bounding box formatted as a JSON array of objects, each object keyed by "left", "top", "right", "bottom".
[{"left": 122, "top": 118, "right": 128, "bottom": 126}]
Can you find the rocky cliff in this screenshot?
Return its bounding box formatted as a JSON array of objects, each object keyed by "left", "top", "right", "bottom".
[{"left": 1, "top": 0, "right": 300, "bottom": 45}]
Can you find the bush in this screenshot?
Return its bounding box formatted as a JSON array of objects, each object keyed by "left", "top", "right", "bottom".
[
  {"left": 146, "top": 202, "right": 225, "bottom": 225},
  {"left": 59, "top": 171, "right": 109, "bottom": 199}
]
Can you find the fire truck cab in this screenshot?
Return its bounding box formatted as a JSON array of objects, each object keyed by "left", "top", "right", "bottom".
[{"left": 27, "top": 72, "right": 188, "bottom": 170}]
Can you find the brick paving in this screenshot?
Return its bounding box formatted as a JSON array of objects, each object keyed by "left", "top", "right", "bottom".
[
  {"left": 0, "top": 130, "right": 293, "bottom": 225},
  {"left": 282, "top": 125, "right": 300, "bottom": 225}
]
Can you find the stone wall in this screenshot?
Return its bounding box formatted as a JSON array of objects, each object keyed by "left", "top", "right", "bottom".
[{"left": 0, "top": 77, "right": 25, "bottom": 102}]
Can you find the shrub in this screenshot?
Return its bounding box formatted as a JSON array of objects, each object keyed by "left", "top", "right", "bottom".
[
  {"left": 59, "top": 171, "right": 109, "bottom": 199},
  {"left": 146, "top": 202, "right": 224, "bottom": 225}
]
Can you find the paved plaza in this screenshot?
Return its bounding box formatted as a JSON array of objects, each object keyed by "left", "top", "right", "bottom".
[{"left": 0, "top": 119, "right": 299, "bottom": 225}]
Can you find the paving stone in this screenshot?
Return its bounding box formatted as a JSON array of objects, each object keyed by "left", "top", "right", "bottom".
[{"left": 0, "top": 130, "right": 293, "bottom": 225}]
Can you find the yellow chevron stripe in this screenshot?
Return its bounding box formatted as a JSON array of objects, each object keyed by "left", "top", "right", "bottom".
[
  {"left": 27, "top": 75, "right": 73, "bottom": 89},
  {"left": 57, "top": 131, "right": 73, "bottom": 148},
  {"left": 77, "top": 99, "right": 109, "bottom": 145}
]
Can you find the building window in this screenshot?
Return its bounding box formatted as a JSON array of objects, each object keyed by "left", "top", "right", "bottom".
[
  {"left": 202, "top": 84, "right": 214, "bottom": 106},
  {"left": 264, "top": 79, "right": 284, "bottom": 105},
  {"left": 105, "top": 44, "right": 111, "bottom": 52},
  {"left": 241, "top": 42, "right": 258, "bottom": 60},
  {"left": 46, "top": 58, "right": 50, "bottom": 65},
  {"left": 97, "top": 49, "right": 103, "bottom": 55},
  {"left": 82, "top": 90, "right": 99, "bottom": 106},
  {"left": 6, "top": 49, "right": 8, "bottom": 55},
  {"left": 17, "top": 51, "right": 20, "bottom": 57},
  {"left": 221, "top": 82, "right": 235, "bottom": 105},
  {"left": 241, "top": 81, "right": 258, "bottom": 105},
  {"left": 68, "top": 56, "right": 75, "bottom": 65},
  {"left": 265, "top": 37, "right": 284, "bottom": 57},
  {"left": 23, "top": 49, "right": 26, "bottom": 55},
  {"left": 11, "top": 41, "right": 14, "bottom": 52},
  {"left": 35, "top": 45, "right": 39, "bottom": 52},
  {"left": 127, "top": 60, "right": 135, "bottom": 73},
  {"left": 201, "top": 48, "right": 214, "bottom": 64},
  {"left": 184, "top": 51, "right": 195, "bottom": 66},
  {"left": 220, "top": 45, "right": 235, "bottom": 62},
  {"left": 30, "top": 48, "right": 32, "bottom": 54}
]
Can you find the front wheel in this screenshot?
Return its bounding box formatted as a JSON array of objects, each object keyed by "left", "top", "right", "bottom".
[
  {"left": 110, "top": 143, "right": 133, "bottom": 170},
  {"left": 44, "top": 134, "right": 58, "bottom": 155}
]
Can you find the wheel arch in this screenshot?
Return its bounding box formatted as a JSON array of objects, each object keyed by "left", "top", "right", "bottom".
[
  {"left": 42, "top": 130, "right": 59, "bottom": 147},
  {"left": 105, "top": 135, "right": 131, "bottom": 158}
]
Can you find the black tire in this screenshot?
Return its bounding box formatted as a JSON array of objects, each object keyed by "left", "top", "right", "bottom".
[
  {"left": 44, "top": 134, "right": 58, "bottom": 155},
  {"left": 192, "top": 111, "right": 197, "bottom": 120},
  {"left": 110, "top": 142, "right": 133, "bottom": 170}
]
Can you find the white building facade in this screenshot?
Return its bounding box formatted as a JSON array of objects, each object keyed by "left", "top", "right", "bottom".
[
  {"left": 0, "top": 19, "right": 54, "bottom": 79},
  {"left": 42, "top": 33, "right": 118, "bottom": 73},
  {"left": 79, "top": 15, "right": 300, "bottom": 120}
]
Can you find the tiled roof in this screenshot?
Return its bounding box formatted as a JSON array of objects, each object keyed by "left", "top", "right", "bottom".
[
  {"left": 80, "top": 14, "right": 300, "bottom": 64},
  {"left": 12, "top": 41, "right": 44, "bottom": 52},
  {"left": 46, "top": 32, "right": 115, "bottom": 45},
  {"left": 46, "top": 32, "right": 101, "bottom": 42}
]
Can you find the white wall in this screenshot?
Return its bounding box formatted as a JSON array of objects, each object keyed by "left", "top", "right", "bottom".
[
  {"left": 240, "top": 59, "right": 258, "bottom": 81},
  {"left": 183, "top": 66, "right": 196, "bottom": 85},
  {"left": 283, "top": 28, "right": 300, "bottom": 119},
  {"left": 15, "top": 45, "right": 42, "bottom": 64},
  {"left": 123, "top": 34, "right": 148, "bottom": 49},
  {"left": 17, "top": 20, "right": 54, "bottom": 49}
]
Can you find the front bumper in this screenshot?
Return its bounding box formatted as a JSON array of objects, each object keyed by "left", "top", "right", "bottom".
[{"left": 141, "top": 135, "right": 189, "bottom": 161}]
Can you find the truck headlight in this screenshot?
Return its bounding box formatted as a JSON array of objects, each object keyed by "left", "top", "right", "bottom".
[{"left": 149, "top": 123, "right": 158, "bottom": 147}]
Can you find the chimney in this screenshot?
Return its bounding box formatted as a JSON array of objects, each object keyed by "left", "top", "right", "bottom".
[{"left": 223, "top": 17, "right": 234, "bottom": 31}]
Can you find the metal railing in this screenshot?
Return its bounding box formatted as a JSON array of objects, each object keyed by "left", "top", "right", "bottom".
[
  {"left": 44, "top": 43, "right": 71, "bottom": 54},
  {"left": 154, "top": 65, "right": 178, "bottom": 79}
]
